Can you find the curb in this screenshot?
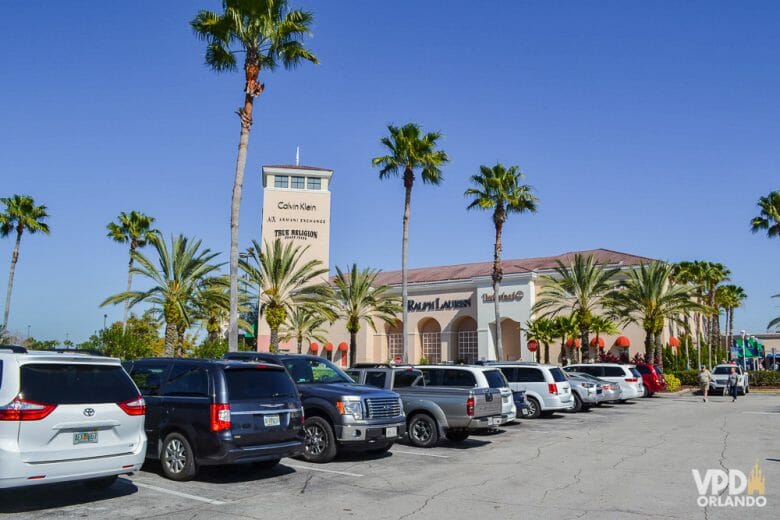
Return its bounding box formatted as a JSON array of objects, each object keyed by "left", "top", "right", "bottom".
[{"left": 657, "top": 388, "right": 693, "bottom": 397}]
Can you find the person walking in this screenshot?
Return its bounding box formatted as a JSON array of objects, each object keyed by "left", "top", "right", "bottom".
[
  {"left": 699, "top": 365, "right": 712, "bottom": 402},
  {"left": 728, "top": 367, "right": 739, "bottom": 402}
]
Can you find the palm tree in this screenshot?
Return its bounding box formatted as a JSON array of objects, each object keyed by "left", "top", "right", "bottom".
[
  {"left": 551, "top": 314, "right": 579, "bottom": 365},
  {"left": 372, "top": 123, "right": 449, "bottom": 362},
  {"left": 533, "top": 254, "right": 617, "bottom": 363},
  {"left": 102, "top": 234, "right": 222, "bottom": 356},
  {"left": 716, "top": 284, "right": 747, "bottom": 361},
  {"left": 465, "top": 164, "right": 538, "bottom": 360},
  {"left": 106, "top": 211, "right": 158, "bottom": 332},
  {"left": 672, "top": 261, "right": 707, "bottom": 368},
  {"left": 240, "top": 239, "right": 329, "bottom": 352},
  {"left": 0, "top": 195, "right": 50, "bottom": 329},
  {"left": 700, "top": 262, "right": 730, "bottom": 356},
  {"left": 605, "top": 261, "right": 702, "bottom": 366},
  {"left": 769, "top": 294, "right": 780, "bottom": 331},
  {"left": 191, "top": 277, "right": 233, "bottom": 342},
  {"left": 750, "top": 191, "right": 780, "bottom": 239},
  {"left": 589, "top": 315, "right": 619, "bottom": 361},
  {"left": 192, "top": 0, "right": 318, "bottom": 353},
  {"left": 523, "top": 318, "right": 556, "bottom": 364},
  {"left": 280, "top": 306, "right": 329, "bottom": 354},
  {"left": 330, "top": 264, "right": 402, "bottom": 367}
]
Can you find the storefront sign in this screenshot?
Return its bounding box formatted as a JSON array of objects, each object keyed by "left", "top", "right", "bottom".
[
  {"left": 407, "top": 297, "right": 471, "bottom": 312},
  {"left": 277, "top": 201, "right": 318, "bottom": 211},
  {"left": 273, "top": 229, "right": 318, "bottom": 240},
  {"left": 482, "top": 290, "right": 524, "bottom": 303}
]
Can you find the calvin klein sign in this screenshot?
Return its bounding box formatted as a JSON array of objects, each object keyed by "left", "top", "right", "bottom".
[
  {"left": 481, "top": 290, "right": 524, "bottom": 303},
  {"left": 407, "top": 297, "right": 472, "bottom": 313}
]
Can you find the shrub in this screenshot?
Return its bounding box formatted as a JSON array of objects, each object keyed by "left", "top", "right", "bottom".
[
  {"left": 748, "top": 371, "right": 780, "bottom": 386},
  {"left": 666, "top": 369, "right": 700, "bottom": 386},
  {"left": 418, "top": 356, "right": 429, "bottom": 365},
  {"left": 665, "top": 373, "right": 681, "bottom": 392},
  {"left": 190, "top": 338, "right": 228, "bottom": 360}
]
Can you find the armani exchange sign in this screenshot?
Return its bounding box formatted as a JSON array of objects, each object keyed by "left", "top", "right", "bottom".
[
  {"left": 407, "top": 297, "right": 472, "bottom": 312},
  {"left": 481, "top": 290, "right": 524, "bottom": 303}
]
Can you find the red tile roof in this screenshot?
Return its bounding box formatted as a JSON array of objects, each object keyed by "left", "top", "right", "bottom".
[{"left": 372, "top": 248, "right": 655, "bottom": 286}]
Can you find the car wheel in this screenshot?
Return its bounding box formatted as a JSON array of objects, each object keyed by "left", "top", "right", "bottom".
[
  {"left": 253, "top": 458, "right": 281, "bottom": 469},
  {"left": 570, "top": 393, "right": 583, "bottom": 413},
  {"left": 303, "top": 416, "right": 337, "bottom": 463},
  {"left": 82, "top": 475, "right": 118, "bottom": 490},
  {"left": 526, "top": 397, "right": 542, "bottom": 419},
  {"left": 408, "top": 413, "right": 439, "bottom": 448},
  {"left": 161, "top": 432, "right": 197, "bottom": 481},
  {"left": 444, "top": 429, "right": 470, "bottom": 443}
]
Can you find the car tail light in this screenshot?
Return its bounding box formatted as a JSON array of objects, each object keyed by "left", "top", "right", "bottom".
[
  {"left": 210, "top": 403, "right": 231, "bottom": 432},
  {"left": 466, "top": 396, "right": 475, "bottom": 417},
  {"left": 548, "top": 383, "right": 559, "bottom": 395},
  {"left": 625, "top": 378, "right": 638, "bottom": 383},
  {"left": 0, "top": 397, "right": 57, "bottom": 421},
  {"left": 118, "top": 396, "right": 146, "bottom": 416}
]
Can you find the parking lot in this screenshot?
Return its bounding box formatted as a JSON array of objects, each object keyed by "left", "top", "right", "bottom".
[{"left": 1, "top": 392, "right": 777, "bottom": 520}]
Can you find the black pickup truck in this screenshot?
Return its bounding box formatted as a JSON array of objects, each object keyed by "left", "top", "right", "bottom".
[{"left": 224, "top": 353, "right": 406, "bottom": 462}]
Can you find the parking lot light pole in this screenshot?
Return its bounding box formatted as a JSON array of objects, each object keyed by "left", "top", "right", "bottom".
[{"left": 740, "top": 330, "right": 746, "bottom": 371}]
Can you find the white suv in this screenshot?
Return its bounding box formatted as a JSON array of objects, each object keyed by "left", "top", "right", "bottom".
[
  {"left": 563, "top": 363, "right": 643, "bottom": 401},
  {"left": 484, "top": 362, "right": 573, "bottom": 418},
  {"left": 415, "top": 365, "right": 517, "bottom": 424},
  {"left": 710, "top": 364, "right": 750, "bottom": 395},
  {"left": 0, "top": 347, "right": 147, "bottom": 489}
]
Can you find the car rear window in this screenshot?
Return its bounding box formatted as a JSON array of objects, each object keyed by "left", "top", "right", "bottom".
[
  {"left": 603, "top": 366, "right": 625, "bottom": 377},
  {"left": 629, "top": 368, "right": 641, "bottom": 378},
  {"left": 483, "top": 369, "right": 508, "bottom": 388},
  {"left": 225, "top": 368, "right": 297, "bottom": 400},
  {"left": 549, "top": 368, "right": 567, "bottom": 382},
  {"left": 21, "top": 363, "right": 138, "bottom": 404}
]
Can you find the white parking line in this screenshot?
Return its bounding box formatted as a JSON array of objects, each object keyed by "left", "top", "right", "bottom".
[
  {"left": 285, "top": 464, "right": 364, "bottom": 477},
  {"left": 391, "top": 449, "right": 450, "bottom": 459},
  {"left": 742, "top": 411, "right": 778, "bottom": 415},
  {"left": 131, "top": 481, "right": 227, "bottom": 505}
]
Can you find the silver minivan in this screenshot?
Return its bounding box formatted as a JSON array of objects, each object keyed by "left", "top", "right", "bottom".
[
  {"left": 564, "top": 363, "right": 642, "bottom": 401},
  {"left": 485, "top": 363, "right": 573, "bottom": 419}
]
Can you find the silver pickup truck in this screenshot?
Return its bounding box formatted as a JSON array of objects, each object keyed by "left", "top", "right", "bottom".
[{"left": 346, "top": 366, "right": 503, "bottom": 448}]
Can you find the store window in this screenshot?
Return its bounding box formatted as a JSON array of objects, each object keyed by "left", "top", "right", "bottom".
[
  {"left": 421, "top": 332, "right": 442, "bottom": 364},
  {"left": 307, "top": 177, "right": 321, "bottom": 190},
  {"left": 387, "top": 333, "right": 403, "bottom": 361},
  {"left": 274, "top": 175, "right": 289, "bottom": 189},
  {"left": 291, "top": 176, "right": 305, "bottom": 189},
  {"left": 457, "top": 330, "right": 478, "bottom": 364}
]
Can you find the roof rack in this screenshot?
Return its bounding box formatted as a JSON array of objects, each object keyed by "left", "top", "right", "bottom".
[
  {"left": 351, "top": 363, "right": 414, "bottom": 369},
  {"left": 0, "top": 345, "right": 28, "bottom": 354}
]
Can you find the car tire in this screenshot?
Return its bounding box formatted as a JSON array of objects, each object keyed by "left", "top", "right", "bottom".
[
  {"left": 444, "top": 429, "right": 470, "bottom": 443},
  {"left": 526, "top": 397, "right": 542, "bottom": 419},
  {"left": 253, "top": 458, "right": 281, "bottom": 469},
  {"left": 303, "top": 416, "right": 337, "bottom": 463},
  {"left": 408, "top": 413, "right": 439, "bottom": 448},
  {"left": 570, "top": 393, "right": 583, "bottom": 413},
  {"left": 82, "top": 475, "right": 118, "bottom": 490},
  {"left": 161, "top": 432, "right": 197, "bottom": 481}
]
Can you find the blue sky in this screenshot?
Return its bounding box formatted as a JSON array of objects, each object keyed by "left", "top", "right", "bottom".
[{"left": 1, "top": 1, "right": 778, "bottom": 342}]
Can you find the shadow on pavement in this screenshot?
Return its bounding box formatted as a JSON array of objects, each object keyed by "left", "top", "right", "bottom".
[
  {"left": 0, "top": 479, "right": 137, "bottom": 514},
  {"left": 141, "top": 460, "right": 296, "bottom": 484}
]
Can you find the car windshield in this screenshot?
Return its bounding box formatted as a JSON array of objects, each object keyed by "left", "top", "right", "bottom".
[
  {"left": 549, "top": 368, "right": 567, "bottom": 382},
  {"left": 281, "top": 357, "right": 352, "bottom": 384},
  {"left": 713, "top": 366, "right": 738, "bottom": 375},
  {"left": 483, "top": 369, "right": 508, "bottom": 388}
]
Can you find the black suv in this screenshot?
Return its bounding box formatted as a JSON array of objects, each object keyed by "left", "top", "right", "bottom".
[
  {"left": 126, "top": 358, "right": 304, "bottom": 481},
  {"left": 224, "top": 353, "right": 406, "bottom": 463}
]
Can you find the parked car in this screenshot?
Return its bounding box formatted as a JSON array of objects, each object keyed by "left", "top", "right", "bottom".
[
  {"left": 710, "top": 364, "right": 750, "bottom": 395},
  {"left": 224, "top": 353, "right": 405, "bottom": 462},
  {"left": 565, "top": 372, "right": 604, "bottom": 412},
  {"left": 512, "top": 388, "right": 531, "bottom": 418},
  {"left": 634, "top": 363, "right": 667, "bottom": 397},
  {"left": 415, "top": 365, "right": 516, "bottom": 424},
  {"left": 563, "top": 363, "right": 642, "bottom": 401},
  {"left": 568, "top": 371, "right": 622, "bottom": 403},
  {"left": 0, "top": 346, "right": 146, "bottom": 489},
  {"left": 346, "top": 366, "right": 503, "bottom": 447},
  {"left": 125, "top": 358, "right": 304, "bottom": 481},
  {"left": 481, "top": 362, "right": 573, "bottom": 419}
]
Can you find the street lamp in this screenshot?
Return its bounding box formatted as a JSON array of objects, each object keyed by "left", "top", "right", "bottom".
[
  {"left": 26, "top": 324, "right": 30, "bottom": 338},
  {"left": 103, "top": 314, "right": 108, "bottom": 330}
]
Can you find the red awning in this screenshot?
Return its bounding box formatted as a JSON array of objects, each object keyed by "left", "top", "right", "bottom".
[
  {"left": 324, "top": 342, "right": 334, "bottom": 352},
  {"left": 309, "top": 342, "right": 319, "bottom": 353},
  {"left": 669, "top": 336, "right": 680, "bottom": 347},
  {"left": 614, "top": 336, "right": 631, "bottom": 348},
  {"left": 589, "top": 336, "right": 606, "bottom": 348},
  {"left": 338, "top": 342, "right": 349, "bottom": 352},
  {"left": 565, "top": 338, "right": 582, "bottom": 348}
]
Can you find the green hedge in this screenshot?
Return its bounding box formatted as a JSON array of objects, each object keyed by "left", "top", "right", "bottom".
[
  {"left": 665, "top": 369, "right": 780, "bottom": 387},
  {"left": 666, "top": 369, "right": 700, "bottom": 386}
]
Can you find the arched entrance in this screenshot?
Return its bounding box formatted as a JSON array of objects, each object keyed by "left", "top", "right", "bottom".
[
  {"left": 418, "top": 318, "right": 442, "bottom": 364},
  {"left": 500, "top": 318, "right": 521, "bottom": 361},
  {"left": 384, "top": 320, "right": 403, "bottom": 362},
  {"left": 454, "top": 316, "right": 478, "bottom": 364}
]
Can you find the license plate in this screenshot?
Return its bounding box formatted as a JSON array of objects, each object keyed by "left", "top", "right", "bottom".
[
  {"left": 488, "top": 417, "right": 500, "bottom": 426},
  {"left": 263, "top": 415, "right": 280, "bottom": 427},
  {"left": 73, "top": 431, "right": 98, "bottom": 445},
  {"left": 385, "top": 426, "right": 398, "bottom": 438}
]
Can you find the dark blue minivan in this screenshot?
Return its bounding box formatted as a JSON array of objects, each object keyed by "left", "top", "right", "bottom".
[{"left": 125, "top": 358, "right": 304, "bottom": 481}]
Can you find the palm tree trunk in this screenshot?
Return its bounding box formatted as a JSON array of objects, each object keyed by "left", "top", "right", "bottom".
[
  {"left": 580, "top": 330, "right": 589, "bottom": 363},
  {"left": 297, "top": 335, "right": 303, "bottom": 355},
  {"left": 401, "top": 168, "right": 413, "bottom": 363},
  {"left": 349, "top": 330, "right": 358, "bottom": 368},
  {"left": 696, "top": 312, "right": 702, "bottom": 368},
  {"left": 2, "top": 230, "right": 22, "bottom": 329},
  {"left": 269, "top": 327, "right": 279, "bottom": 353},
  {"left": 644, "top": 330, "right": 655, "bottom": 362},
  {"left": 492, "top": 216, "right": 504, "bottom": 360},
  {"left": 727, "top": 307, "right": 734, "bottom": 362},
  {"left": 164, "top": 322, "right": 176, "bottom": 357},
  {"left": 122, "top": 247, "right": 134, "bottom": 334},
  {"left": 177, "top": 325, "right": 186, "bottom": 358},
  {"left": 228, "top": 84, "right": 257, "bottom": 353},
  {"left": 655, "top": 332, "right": 663, "bottom": 368},
  {"left": 543, "top": 342, "right": 549, "bottom": 364}
]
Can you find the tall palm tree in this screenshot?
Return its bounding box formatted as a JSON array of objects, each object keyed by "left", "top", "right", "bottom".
[
  {"left": 716, "top": 284, "right": 747, "bottom": 361},
  {"left": 523, "top": 318, "right": 556, "bottom": 364},
  {"left": 372, "top": 123, "right": 448, "bottom": 362},
  {"left": 465, "top": 163, "right": 538, "bottom": 360},
  {"left": 769, "top": 294, "right": 780, "bottom": 331},
  {"left": 330, "top": 264, "right": 402, "bottom": 367},
  {"left": 240, "top": 239, "right": 329, "bottom": 352},
  {"left": 102, "top": 234, "right": 222, "bottom": 356},
  {"left": 551, "top": 314, "right": 580, "bottom": 365},
  {"left": 191, "top": 277, "right": 234, "bottom": 342},
  {"left": 192, "top": 0, "right": 318, "bottom": 353},
  {"left": 605, "top": 261, "right": 702, "bottom": 366},
  {"left": 0, "top": 195, "right": 50, "bottom": 329},
  {"left": 589, "top": 315, "right": 619, "bottom": 361},
  {"left": 533, "top": 254, "right": 617, "bottom": 363},
  {"left": 701, "top": 262, "right": 730, "bottom": 356},
  {"left": 750, "top": 191, "right": 780, "bottom": 239},
  {"left": 106, "top": 211, "right": 158, "bottom": 332},
  {"left": 672, "top": 261, "right": 707, "bottom": 368},
  {"left": 280, "top": 306, "right": 329, "bottom": 354}
]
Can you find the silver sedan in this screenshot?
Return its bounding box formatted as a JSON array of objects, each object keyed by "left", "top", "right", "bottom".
[
  {"left": 569, "top": 371, "right": 622, "bottom": 403},
  {"left": 566, "top": 373, "right": 605, "bottom": 412}
]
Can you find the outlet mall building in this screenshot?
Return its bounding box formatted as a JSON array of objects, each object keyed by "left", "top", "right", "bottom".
[{"left": 256, "top": 164, "right": 673, "bottom": 365}]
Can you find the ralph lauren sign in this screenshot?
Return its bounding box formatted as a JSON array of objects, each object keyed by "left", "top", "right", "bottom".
[{"left": 407, "top": 297, "right": 472, "bottom": 312}]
